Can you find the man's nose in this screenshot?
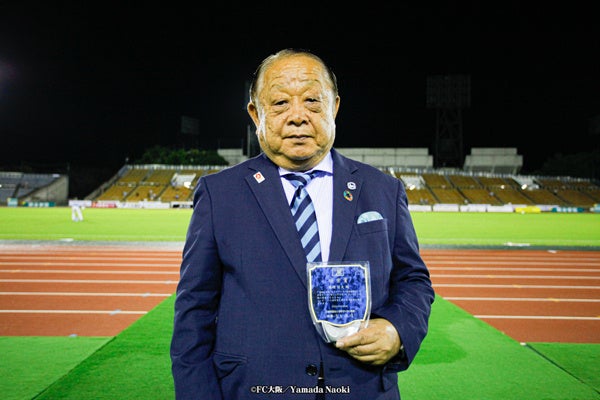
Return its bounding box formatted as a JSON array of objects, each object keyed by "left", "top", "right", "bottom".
[{"left": 288, "top": 99, "right": 308, "bottom": 124}]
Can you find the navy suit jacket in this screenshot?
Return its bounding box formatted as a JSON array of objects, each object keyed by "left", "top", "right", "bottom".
[{"left": 171, "top": 149, "right": 434, "bottom": 399}]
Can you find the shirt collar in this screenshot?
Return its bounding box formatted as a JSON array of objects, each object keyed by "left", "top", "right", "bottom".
[{"left": 279, "top": 151, "right": 333, "bottom": 177}]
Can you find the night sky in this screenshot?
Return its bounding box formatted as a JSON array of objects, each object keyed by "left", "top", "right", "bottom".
[{"left": 1, "top": 2, "right": 598, "bottom": 173}]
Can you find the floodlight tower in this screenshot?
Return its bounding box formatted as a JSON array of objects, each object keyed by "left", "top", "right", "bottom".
[{"left": 426, "top": 74, "right": 471, "bottom": 168}]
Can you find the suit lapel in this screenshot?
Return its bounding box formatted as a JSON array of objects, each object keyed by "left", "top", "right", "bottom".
[
  {"left": 243, "top": 152, "right": 363, "bottom": 284},
  {"left": 244, "top": 155, "right": 310, "bottom": 286},
  {"left": 329, "top": 151, "right": 361, "bottom": 262}
]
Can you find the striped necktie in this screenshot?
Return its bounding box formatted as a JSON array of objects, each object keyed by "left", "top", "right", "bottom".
[{"left": 283, "top": 171, "right": 321, "bottom": 262}]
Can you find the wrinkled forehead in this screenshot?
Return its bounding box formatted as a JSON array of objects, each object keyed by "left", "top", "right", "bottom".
[{"left": 261, "top": 55, "right": 331, "bottom": 95}]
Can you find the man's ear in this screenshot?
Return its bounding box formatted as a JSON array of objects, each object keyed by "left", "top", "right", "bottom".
[{"left": 247, "top": 102, "right": 259, "bottom": 127}]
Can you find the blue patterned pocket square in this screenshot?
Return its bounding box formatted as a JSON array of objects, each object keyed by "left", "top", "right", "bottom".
[{"left": 357, "top": 211, "right": 383, "bottom": 224}]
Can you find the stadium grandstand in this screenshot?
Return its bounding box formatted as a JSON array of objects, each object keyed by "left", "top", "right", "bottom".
[
  {"left": 78, "top": 147, "right": 599, "bottom": 212},
  {"left": 2, "top": 147, "right": 599, "bottom": 212},
  {"left": 0, "top": 171, "right": 68, "bottom": 206}
]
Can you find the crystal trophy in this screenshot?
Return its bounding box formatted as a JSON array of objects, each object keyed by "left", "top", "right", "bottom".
[{"left": 307, "top": 261, "right": 371, "bottom": 343}]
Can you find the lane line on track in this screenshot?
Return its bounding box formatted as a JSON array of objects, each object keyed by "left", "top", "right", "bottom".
[
  {"left": 0, "top": 279, "right": 177, "bottom": 284},
  {"left": 0, "top": 292, "right": 173, "bottom": 296},
  {"left": 0, "top": 269, "right": 179, "bottom": 274},
  {"left": 476, "top": 315, "right": 599, "bottom": 320},
  {"left": 3, "top": 247, "right": 597, "bottom": 341},
  {"left": 432, "top": 274, "right": 599, "bottom": 279},
  {"left": 429, "top": 267, "right": 599, "bottom": 272},
  {"left": 0, "top": 256, "right": 180, "bottom": 259},
  {"left": 0, "top": 310, "right": 147, "bottom": 314},
  {"left": 427, "top": 261, "right": 600, "bottom": 266},
  {"left": 0, "top": 262, "right": 180, "bottom": 267},
  {"left": 444, "top": 296, "right": 600, "bottom": 302},
  {"left": 434, "top": 283, "right": 600, "bottom": 289}
]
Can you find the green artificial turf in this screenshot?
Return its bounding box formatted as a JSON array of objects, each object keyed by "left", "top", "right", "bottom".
[
  {"left": 35, "top": 296, "right": 176, "bottom": 400},
  {"left": 0, "top": 207, "right": 192, "bottom": 242},
  {"left": 526, "top": 342, "right": 600, "bottom": 392},
  {"left": 0, "top": 336, "right": 110, "bottom": 400},
  {"left": 1, "top": 207, "right": 600, "bottom": 247},
  {"left": 398, "top": 297, "right": 600, "bottom": 399},
  {"left": 1, "top": 207, "right": 598, "bottom": 399},
  {"left": 11, "top": 296, "right": 596, "bottom": 400},
  {"left": 411, "top": 211, "right": 600, "bottom": 247}
]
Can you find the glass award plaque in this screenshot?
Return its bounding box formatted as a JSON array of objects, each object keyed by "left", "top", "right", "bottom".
[{"left": 307, "top": 261, "right": 371, "bottom": 343}]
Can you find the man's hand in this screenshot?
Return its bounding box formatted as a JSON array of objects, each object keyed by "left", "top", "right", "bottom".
[{"left": 334, "top": 318, "right": 401, "bottom": 365}]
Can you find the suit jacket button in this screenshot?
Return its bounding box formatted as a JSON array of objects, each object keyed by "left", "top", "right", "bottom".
[{"left": 305, "top": 364, "right": 318, "bottom": 376}]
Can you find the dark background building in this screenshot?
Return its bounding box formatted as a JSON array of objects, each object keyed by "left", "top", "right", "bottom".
[{"left": 1, "top": 2, "right": 598, "bottom": 197}]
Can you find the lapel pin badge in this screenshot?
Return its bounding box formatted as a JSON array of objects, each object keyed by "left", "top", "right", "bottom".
[
  {"left": 253, "top": 172, "right": 265, "bottom": 183},
  {"left": 347, "top": 182, "right": 356, "bottom": 190},
  {"left": 343, "top": 190, "right": 353, "bottom": 201}
]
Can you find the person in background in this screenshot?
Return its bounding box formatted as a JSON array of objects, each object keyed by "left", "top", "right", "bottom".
[
  {"left": 71, "top": 203, "right": 83, "bottom": 222},
  {"left": 170, "top": 48, "right": 434, "bottom": 399}
]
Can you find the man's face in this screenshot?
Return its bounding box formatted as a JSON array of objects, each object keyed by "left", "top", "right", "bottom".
[{"left": 248, "top": 55, "right": 340, "bottom": 171}]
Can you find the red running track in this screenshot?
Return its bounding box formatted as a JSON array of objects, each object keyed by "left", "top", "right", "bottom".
[
  {"left": 0, "top": 244, "right": 180, "bottom": 336},
  {"left": 0, "top": 244, "right": 598, "bottom": 343},
  {"left": 426, "top": 248, "right": 600, "bottom": 343}
]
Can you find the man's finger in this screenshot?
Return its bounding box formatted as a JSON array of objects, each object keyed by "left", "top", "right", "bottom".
[{"left": 335, "top": 332, "right": 372, "bottom": 349}]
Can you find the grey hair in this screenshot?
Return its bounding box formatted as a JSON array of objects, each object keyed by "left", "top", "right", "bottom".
[{"left": 248, "top": 48, "right": 338, "bottom": 106}]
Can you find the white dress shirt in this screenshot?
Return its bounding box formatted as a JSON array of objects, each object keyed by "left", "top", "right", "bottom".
[{"left": 279, "top": 152, "right": 333, "bottom": 262}]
